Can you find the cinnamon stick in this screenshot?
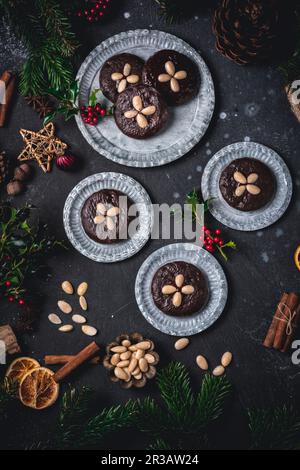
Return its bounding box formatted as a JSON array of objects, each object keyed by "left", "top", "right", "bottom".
[
  {"left": 44, "top": 354, "right": 100, "bottom": 365},
  {"left": 273, "top": 292, "right": 299, "bottom": 350},
  {"left": 0, "top": 71, "right": 16, "bottom": 127},
  {"left": 0, "top": 324, "right": 21, "bottom": 355},
  {"left": 281, "top": 304, "right": 300, "bottom": 353},
  {"left": 53, "top": 341, "right": 100, "bottom": 383},
  {"left": 263, "top": 292, "right": 289, "bottom": 348}
]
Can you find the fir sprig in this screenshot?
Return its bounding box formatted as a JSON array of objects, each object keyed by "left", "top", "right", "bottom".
[
  {"left": 1, "top": 0, "right": 79, "bottom": 96},
  {"left": 248, "top": 405, "right": 300, "bottom": 450},
  {"left": 154, "top": 0, "right": 198, "bottom": 24}
]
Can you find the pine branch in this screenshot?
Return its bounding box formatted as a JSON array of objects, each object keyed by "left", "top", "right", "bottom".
[
  {"left": 0, "top": 377, "right": 16, "bottom": 415},
  {"left": 248, "top": 405, "right": 300, "bottom": 450},
  {"left": 147, "top": 438, "right": 171, "bottom": 450},
  {"left": 195, "top": 374, "right": 232, "bottom": 428},
  {"left": 156, "top": 362, "right": 195, "bottom": 427},
  {"left": 134, "top": 397, "right": 168, "bottom": 435},
  {"left": 77, "top": 400, "right": 138, "bottom": 449}
]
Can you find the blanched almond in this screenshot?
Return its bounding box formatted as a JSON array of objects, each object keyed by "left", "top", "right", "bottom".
[
  {"left": 128, "top": 345, "right": 137, "bottom": 352},
  {"left": 135, "top": 341, "right": 151, "bottom": 350},
  {"left": 135, "top": 349, "right": 145, "bottom": 360},
  {"left": 48, "top": 313, "right": 62, "bottom": 325},
  {"left": 174, "top": 70, "right": 187, "bottom": 80},
  {"left": 247, "top": 173, "right": 258, "bottom": 184},
  {"left": 158, "top": 73, "right": 171, "bottom": 83},
  {"left": 181, "top": 285, "right": 195, "bottom": 295},
  {"left": 127, "top": 74, "right": 139, "bottom": 84},
  {"left": 162, "top": 285, "right": 177, "bottom": 294},
  {"left": 165, "top": 61, "right": 175, "bottom": 76},
  {"left": 72, "top": 314, "right": 86, "bottom": 324},
  {"left": 246, "top": 184, "right": 261, "bottom": 195},
  {"left": 111, "top": 346, "right": 127, "bottom": 353},
  {"left": 61, "top": 281, "right": 73, "bottom": 295},
  {"left": 170, "top": 77, "right": 180, "bottom": 93},
  {"left": 106, "top": 206, "right": 120, "bottom": 217},
  {"left": 124, "top": 109, "right": 138, "bottom": 119},
  {"left": 57, "top": 300, "right": 72, "bottom": 314},
  {"left": 133, "top": 95, "right": 143, "bottom": 111},
  {"left": 235, "top": 185, "right": 246, "bottom": 197},
  {"left": 212, "top": 365, "right": 225, "bottom": 377},
  {"left": 111, "top": 72, "right": 123, "bottom": 81},
  {"left": 81, "top": 325, "right": 97, "bottom": 336},
  {"left": 136, "top": 113, "right": 148, "bottom": 129},
  {"left": 172, "top": 291, "right": 182, "bottom": 307},
  {"left": 128, "top": 358, "right": 138, "bottom": 373},
  {"left": 106, "top": 217, "right": 115, "bottom": 231},
  {"left": 114, "top": 367, "right": 128, "bottom": 381},
  {"left": 196, "top": 355, "right": 208, "bottom": 370},
  {"left": 79, "top": 296, "right": 88, "bottom": 311},
  {"left": 123, "top": 63, "right": 131, "bottom": 77},
  {"left": 77, "top": 282, "right": 88, "bottom": 296},
  {"left": 111, "top": 353, "right": 120, "bottom": 366},
  {"left": 132, "top": 366, "right": 141, "bottom": 376},
  {"left": 144, "top": 353, "right": 155, "bottom": 364},
  {"left": 233, "top": 171, "right": 247, "bottom": 184},
  {"left": 59, "top": 324, "right": 73, "bottom": 332},
  {"left": 139, "top": 357, "right": 148, "bottom": 373},
  {"left": 96, "top": 203, "right": 106, "bottom": 215},
  {"left": 120, "top": 351, "right": 131, "bottom": 360},
  {"left": 142, "top": 106, "right": 156, "bottom": 116},
  {"left": 174, "top": 338, "right": 189, "bottom": 350},
  {"left": 118, "top": 78, "right": 127, "bottom": 93},
  {"left": 221, "top": 351, "right": 233, "bottom": 368},
  {"left": 175, "top": 274, "right": 184, "bottom": 288},
  {"left": 93, "top": 215, "right": 105, "bottom": 224},
  {"left": 117, "top": 360, "right": 130, "bottom": 368},
  {"left": 134, "top": 372, "right": 143, "bottom": 380},
  {"left": 122, "top": 339, "right": 131, "bottom": 347}
]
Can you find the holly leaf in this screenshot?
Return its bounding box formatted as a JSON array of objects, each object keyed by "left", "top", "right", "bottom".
[{"left": 89, "top": 88, "right": 101, "bottom": 106}]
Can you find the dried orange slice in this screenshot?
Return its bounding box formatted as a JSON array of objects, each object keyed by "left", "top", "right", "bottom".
[
  {"left": 294, "top": 245, "right": 300, "bottom": 272},
  {"left": 19, "top": 367, "right": 59, "bottom": 410},
  {"left": 5, "top": 357, "right": 40, "bottom": 384}
]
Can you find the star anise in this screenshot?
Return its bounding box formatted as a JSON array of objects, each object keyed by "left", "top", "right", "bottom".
[{"left": 25, "top": 95, "right": 54, "bottom": 119}]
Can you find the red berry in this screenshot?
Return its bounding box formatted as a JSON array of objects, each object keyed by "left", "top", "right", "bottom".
[
  {"left": 218, "top": 239, "right": 224, "bottom": 246},
  {"left": 100, "top": 109, "right": 106, "bottom": 117},
  {"left": 93, "top": 117, "right": 98, "bottom": 124},
  {"left": 215, "top": 229, "right": 221, "bottom": 235},
  {"left": 18, "top": 299, "right": 25, "bottom": 305},
  {"left": 5, "top": 280, "right": 11, "bottom": 287},
  {"left": 8, "top": 296, "right": 14, "bottom": 302},
  {"left": 213, "top": 237, "right": 219, "bottom": 243},
  {"left": 95, "top": 105, "right": 101, "bottom": 113},
  {"left": 203, "top": 225, "right": 207, "bottom": 231},
  {"left": 205, "top": 229, "right": 210, "bottom": 236}
]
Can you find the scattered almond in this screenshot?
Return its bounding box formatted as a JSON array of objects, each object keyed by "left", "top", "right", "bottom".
[
  {"left": 57, "top": 300, "right": 72, "bottom": 314},
  {"left": 174, "top": 338, "right": 189, "bottom": 350},
  {"left": 72, "top": 314, "right": 86, "bottom": 324},
  {"left": 77, "top": 282, "right": 88, "bottom": 296},
  {"left": 79, "top": 295, "right": 88, "bottom": 311},
  {"left": 58, "top": 325, "right": 74, "bottom": 333},
  {"left": 48, "top": 313, "right": 62, "bottom": 325},
  {"left": 221, "top": 351, "right": 233, "bottom": 368},
  {"left": 212, "top": 365, "right": 225, "bottom": 377},
  {"left": 81, "top": 325, "right": 97, "bottom": 337},
  {"left": 61, "top": 281, "right": 74, "bottom": 295},
  {"left": 196, "top": 355, "right": 209, "bottom": 371}
]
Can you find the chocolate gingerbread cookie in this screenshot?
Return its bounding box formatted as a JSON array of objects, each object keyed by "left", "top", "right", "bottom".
[
  {"left": 219, "top": 158, "right": 276, "bottom": 212},
  {"left": 142, "top": 50, "right": 200, "bottom": 106},
  {"left": 81, "top": 189, "right": 132, "bottom": 244},
  {"left": 114, "top": 84, "right": 168, "bottom": 139},
  {"left": 151, "top": 261, "right": 209, "bottom": 316},
  {"left": 99, "top": 53, "right": 144, "bottom": 103}
]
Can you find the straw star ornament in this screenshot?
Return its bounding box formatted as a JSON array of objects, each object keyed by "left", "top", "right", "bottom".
[{"left": 17, "top": 123, "right": 67, "bottom": 173}]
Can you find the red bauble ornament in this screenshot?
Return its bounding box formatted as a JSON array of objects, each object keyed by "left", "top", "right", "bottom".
[{"left": 56, "top": 154, "right": 76, "bottom": 171}]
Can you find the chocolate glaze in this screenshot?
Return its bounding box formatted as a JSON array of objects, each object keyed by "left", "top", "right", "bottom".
[
  {"left": 99, "top": 53, "right": 144, "bottom": 103},
  {"left": 142, "top": 49, "right": 200, "bottom": 106},
  {"left": 151, "top": 261, "right": 209, "bottom": 316},
  {"left": 114, "top": 84, "right": 168, "bottom": 139},
  {"left": 219, "top": 157, "right": 276, "bottom": 212},
  {"left": 81, "top": 189, "right": 132, "bottom": 244}
]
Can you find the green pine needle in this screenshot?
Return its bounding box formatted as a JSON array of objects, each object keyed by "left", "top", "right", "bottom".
[
  {"left": 248, "top": 405, "right": 300, "bottom": 450},
  {"left": 195, "top": 374, "right": 232, "bottom": 428}
]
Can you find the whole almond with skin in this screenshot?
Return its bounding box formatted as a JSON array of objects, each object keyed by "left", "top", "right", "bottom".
[
  {"left": 57, "top": 300, "right": 72, "bottom": 314},
  {"left": 135, "top": 341, "right": 151, "bottom": 350},
  {"left": 79, "top": 296, "right": 88, "bottom": 311},
  {"left": 81, "top": 325, "right": 97, "bottom": 337},
  {"left": 61, "top": 281, "right": 74, "bottom": 295},
  {"left": 111, "top": 346, "right": 127, "bottom": 353},
  {"left": 196, "top": 355, "right": 208, "bottom": 371},
  {"left": 59, "top": 325, "right": 73, "bottom": 332},
  {"left": 77, "top": 282, "right": 88, "bottom": 296},
  {"left": 144, "top": 353, "right": 155, "bottom": 364},
  {"left": 120, "top": 351, "right": 131, "bottom": 361},
  {"left": 139, "top": 358, "right": 148, "bottom": 373},
  {"left": 72, "top": 314, "right": 86, "bottom": 324},
  {"left": 111, "top": 354, "right": 120, "bottom": 366},
  {"left": 128, "top": 358, "right": 138, "bottom": 373},
  {"left": 114, "top": 367, "right": 128, "bottom": 381},
  {"left": 213, "top": 365, "right": 225, "bottom": 377},
  {"left": 175, "top": 338, "right": 190, "bottom": 350},
  {"left": 117, "top": 360, "right": 130, "bottom": 368},
  {"left": 48, "top": 313, "right": 62, "bottom": 325},
  {"left": 221, "top": 351, "right": 233, "bottom": 368}
]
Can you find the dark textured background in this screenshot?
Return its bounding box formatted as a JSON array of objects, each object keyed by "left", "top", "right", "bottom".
[{"left": 1, "top": 0, "right": 300, "bottom": 450}]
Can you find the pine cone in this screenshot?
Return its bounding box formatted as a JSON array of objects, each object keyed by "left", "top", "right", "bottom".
[
  {"left": 0, "top": 152, "right": 9, "bottom": 185},
  {"left": 213, "top": 0, "right": 281, "bottom": 65}
]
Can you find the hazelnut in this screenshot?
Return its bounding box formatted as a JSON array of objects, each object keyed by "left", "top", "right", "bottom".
[
  {"left": 14, "top": 163, "right": 31, "bottom": 181},
  {"left": 6, "top": 180, "right": 24, "bottom": 196}
]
